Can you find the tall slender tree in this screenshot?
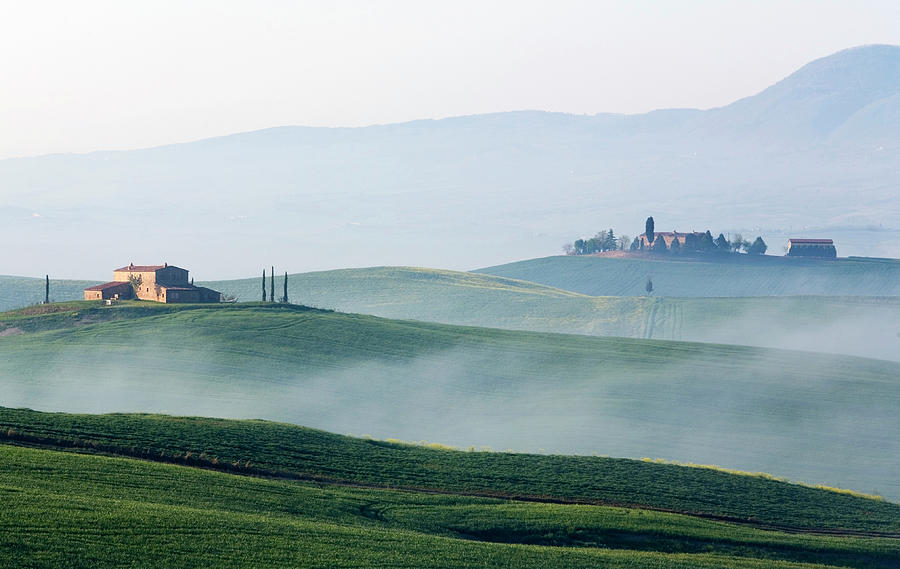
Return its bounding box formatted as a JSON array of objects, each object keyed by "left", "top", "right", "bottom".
[
  {"left": 645, "top": 217, "right": 655, "bottom": 244},
  {"left": 44, "top": 275, "right": 49, "bottom": 304},
  {"left": 283, "top": 272, "right": 289, "bottom": 303},
  {"left": 270, "top": 266, "right": 275, "bottom": 302},
  {"left": 262, "top": 269, "right": 267, "bottom": 302}
]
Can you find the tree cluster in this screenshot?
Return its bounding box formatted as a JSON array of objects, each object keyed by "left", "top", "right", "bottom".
[
  {"left": 565, "top": 229, "right": 632, "bottom": 255},
  {"left": 564, "top": 218, "right": 767, "bottom": 258},
  {"left": 262, "top": 268, "right": 291, "bottom": 303},
  {"left": 630, "top": 217, "right": 767, "bottom": 256}
]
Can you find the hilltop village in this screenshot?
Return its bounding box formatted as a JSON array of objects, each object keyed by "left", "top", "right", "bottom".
[{"left": 566, "top": 217, "right": 837, "bottom": 258}]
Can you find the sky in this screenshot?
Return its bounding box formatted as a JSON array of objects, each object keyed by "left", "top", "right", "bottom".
[{"left": 1, "top": 0, "right": 898, "bottom": 160}]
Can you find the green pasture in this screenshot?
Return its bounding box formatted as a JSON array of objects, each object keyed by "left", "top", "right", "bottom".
[
  {"left": 474, "top": 255, "right": 900, "bottom": 297},
  {"left": 0, "top": 275, "right": 97, "bottom": 312},
  {"left": 203, "top": 266, "right": 900, "bottom": 360},
  {"left": 2, "top": 406, "right": 898, "bottom": 533},
  {"left": 1, "top": 302, "right": 899, "bottom": 501},
  {"left": 1, "top": 431, "right": 898, "bottom": 568}
]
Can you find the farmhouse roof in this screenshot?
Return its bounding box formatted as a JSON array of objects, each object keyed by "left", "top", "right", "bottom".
[
  {"left": 789, "top": 239, "right": 834, "bottom": 244},
  {"left": 84, "top": 281, "right": 131, "bottom": 291},
  {"left": 114, "top": 264, "right": 170, "bottom": 272}
]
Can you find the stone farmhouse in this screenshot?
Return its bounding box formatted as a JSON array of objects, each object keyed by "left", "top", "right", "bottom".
[
  {"left": 84, "top": 263, "right": 221, "bottom": 303},
  {"left": 786, "top": 238, "right": 837, "bottom": 258}
]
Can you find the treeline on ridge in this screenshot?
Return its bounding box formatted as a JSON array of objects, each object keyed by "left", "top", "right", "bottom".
[{"left": 565, "top": 216, "right": 767, "bottom": 256}]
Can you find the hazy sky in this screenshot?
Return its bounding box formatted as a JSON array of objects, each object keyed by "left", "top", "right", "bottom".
[{"left": 1, "top": 0, "right": 898, "bottom": 159}]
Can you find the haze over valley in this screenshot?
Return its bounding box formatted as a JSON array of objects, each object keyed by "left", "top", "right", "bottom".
[
  {"left": 2, "top": 6, "right": 900, "bottom": 566},
  {"left": 3, "top": 45, "right": 899, "bottom": 279}
]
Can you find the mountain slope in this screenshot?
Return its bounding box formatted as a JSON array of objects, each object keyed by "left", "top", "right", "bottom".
[
  {"left": 1, "top": 302, "right": 899, "bottom": 500},
  {"left": 2, "top": 45, "right": 899, "bottom": 278}
]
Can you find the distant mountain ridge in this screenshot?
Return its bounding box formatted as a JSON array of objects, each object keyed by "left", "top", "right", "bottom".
[{"left": 1, "top": 45, "right": 898, "bottom": 278}]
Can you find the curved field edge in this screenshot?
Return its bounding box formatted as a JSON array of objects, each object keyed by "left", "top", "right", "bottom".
[
  {"left": 2, "top": 407, "right": 898, "bottom": 534},
  {"left": 5, "top": 446, "right": 898, "bottom": 569}
]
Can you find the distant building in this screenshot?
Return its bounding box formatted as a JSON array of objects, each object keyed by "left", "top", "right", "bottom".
[
  {"left": 786, "top": 239, "right": 837, "bottom": 258},
  {"left": 84, "top": 263, "right": 221, "bottom": 303},
  {"left": 637, "top": 231, "right": 704, "bottom": 249}
]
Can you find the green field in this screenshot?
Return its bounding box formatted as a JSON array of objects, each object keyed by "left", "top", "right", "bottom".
[
  {"left": 3, "top": 407, "right": 898, "bottom": 533},
  {"left": 5, "top": 441, "right": 898, "bottom": 569},
  {"left": 203, "top": 266, "right": 900, "bottom": 361},
  {"left": 1, "top": 302, "right": 898, "bottom": 501},
  {"left": 474, "top": 255, "right": 900, "bottom": 297},
  {"left": 0, "top": 275, "right": 98, "bottom": 312},
  {"left": 5, "top": 266, "right": 900, "bottom": 362}
]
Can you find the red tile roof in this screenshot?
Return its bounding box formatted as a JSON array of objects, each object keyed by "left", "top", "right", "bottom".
[
  {"left": 789, "top": 239, "right": 834, "bottom": 244},
  {"left": 114, "top": 265, "right": 167, "bottom": 272},
  {"left": 85, "top": 281, "right": 132, "bottom": 291}
]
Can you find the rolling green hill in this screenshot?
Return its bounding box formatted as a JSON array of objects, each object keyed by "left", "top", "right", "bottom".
[
  {"left": 5, "top": 267, "right": 900, "bottom": 362},
  {"left": 1, "top": 302, "right": 898, "bottom": 501},
  {"left": 203, "top": 266, "right": 900, "bottom": 361},
  {"left": 5, "top": 440, "right": 898, "bottom": 568},
  {"left": 474, "top": 255, "right": 900, "bottom": 297},
  {"left": 3, "top": 407, "right": 898, "bottom": 533},
  {"left": 0, "top": 275, "right": 98, "bottom": 312}
]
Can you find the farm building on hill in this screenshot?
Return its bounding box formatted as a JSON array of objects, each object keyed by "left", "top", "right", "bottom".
[
  {"left": 786, "top": 239, "right": 837, "bottom": 258},
  {"left": 84, "top": 263, "right": 221, "bottom": 303},
  {"left": 636, "top": 231, "right": 705, "bottom": 249}
]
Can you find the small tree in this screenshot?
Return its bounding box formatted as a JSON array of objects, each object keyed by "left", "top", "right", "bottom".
[
  {"left": 714, "top": 233, "right": 730, "bottom": 253},
  {"left": 630, "top": 238, "right": 640, "bottom": 251},
  {"left": 44, "top": 275, "right": 49, "bottom": 304},
  {"left": 128, "top": 274, "right": 143, "bottom": 300},
  {"left": 262, "top": 269, "right": 266, "bottom": 302},
  {"left": 645, "top": 277, "right": 653, "bottom": 296},
  {"left": 618, "top": 235, "right": 631, "bottom": 251},
  {"left": 645, "top": 217, "right": 655, "bottom": 244},
  {"left": 731, "top": 233, "right": 747, "bottom": 253},
  {"left": 747, "top": 236, "right": 768, "bottom": 255},
  {"left": 669, "top": 235, "right": 681, "bottom": 254},
  {"left": 282, "top": 272, "right": 289, "bottom": 303},
  {"left": 270, "top": 266, "right": 275, "bottom": 302},
  {"left": 562, "top": 243, "right": 574, "bottom": 255},
  {"left": 651, "top": 235, "right": 668, "bottom": 253}
]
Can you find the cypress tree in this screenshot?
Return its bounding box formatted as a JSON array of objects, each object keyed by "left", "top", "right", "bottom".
[
  {"left": 270, "top": 266, "right": 275, "bottom": 302},
  {"left": 283, "top": 272, "right": 289, "bottom": 303},
  {"left": 669, "top": 235, "right": 681, "bottom": 254},
  {"left": 645, "top": 277, "right": 653, "bottom": 296},
  {"left": 44, "top": 275, "right": 49, "bottom": 304},
  {"left": 715, "top": 233, "right": 730, "bottom": 253},
  {"left": 651, "top": 235, "right": 667, "bottom": 253},
  {"left": 645, "top": 217, "right": 655, "bottom": 244},
  {"left": 262, "top": 269, "right": 266, "bottom": 302}
]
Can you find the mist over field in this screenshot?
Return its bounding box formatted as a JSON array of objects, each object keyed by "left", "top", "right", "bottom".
[
  {"left": 1, "top": 45, "right": 899, "bottom": 279},
  {"left": 1, "top": 308, "right": 898, "bottom": 501}
]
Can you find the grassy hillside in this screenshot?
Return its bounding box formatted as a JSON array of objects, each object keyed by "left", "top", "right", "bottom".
[
  {"left": 0, "top": 275, "right": 98, "bottom": 312},
  {"left": 203, "top": 266, "right": 900, "bottom": 361},
  {"left": 5, "top": 442, "right": 898, "bottom": 569},
  {"left": 474, "top": 255, "right": 900, "bottom": 297},
  {"left": 5, "top": 267, "right": 900, "bottom": 361},
  {"left": 3, "top": 407, "right": 899, "bottom": 533},
  {"left": 1, "top": 302, "right": 898, "bottom": 501}
]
